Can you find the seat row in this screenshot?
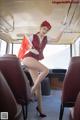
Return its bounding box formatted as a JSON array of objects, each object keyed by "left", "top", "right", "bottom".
[
  {"left": 59, "top": 56, "right": 80, "bottom": 120},
  {"left": 0, "top": 54, "right": 32, "bottom": 120}
]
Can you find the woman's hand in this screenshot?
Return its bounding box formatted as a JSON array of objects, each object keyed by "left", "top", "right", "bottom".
[{"left": 29, "top": 48, "right": 39, "bottom": 54}]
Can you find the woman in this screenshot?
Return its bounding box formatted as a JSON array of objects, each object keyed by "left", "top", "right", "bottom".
[{"left": 22, "top": 20, "right": 65, "bottom": 117}]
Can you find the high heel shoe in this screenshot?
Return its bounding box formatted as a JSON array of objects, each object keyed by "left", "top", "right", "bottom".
[{"left": 36, "top": 106, "right": 47, "bottom": 117}]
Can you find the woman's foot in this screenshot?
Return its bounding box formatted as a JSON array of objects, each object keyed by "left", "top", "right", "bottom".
[{"left": 36, "top": 106, "right": 47, "bottom": 118}]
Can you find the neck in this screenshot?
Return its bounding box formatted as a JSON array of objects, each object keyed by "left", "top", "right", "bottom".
[{"left": 38, "top": 32, "right": 45, "bottom": 38}]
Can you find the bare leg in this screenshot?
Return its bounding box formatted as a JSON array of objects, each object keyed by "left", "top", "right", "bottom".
[
  {"left": 29, "top": 69, "right": 47, "bottom": 117},
  {"left": 28, "top": 69, "right": 42, "bottom": 112},
  {"left": 22, "top": 57, "right": 49, "bottom": 114},
  {"left": 22, "top": 57, "right": 49, "bottom": 93}
]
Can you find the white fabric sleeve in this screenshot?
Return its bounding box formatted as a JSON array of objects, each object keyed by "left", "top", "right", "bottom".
[
  {"left": 47, "top": 36, "right": 52, "bottom": 41},
  {"left": 47, "top": 36, "right": 56, "bottom": 44},
  {"left": 47, "top": 36, "right": 53, "bottom": 43}
]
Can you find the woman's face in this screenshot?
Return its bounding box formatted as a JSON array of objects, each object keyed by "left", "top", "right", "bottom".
[{"left": 40, "top": 26, "right": 49, "bottom": 36}]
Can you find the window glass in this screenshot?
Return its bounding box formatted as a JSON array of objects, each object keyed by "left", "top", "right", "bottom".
[
  {"left": 12, "top": 43, "right": 70, "bottom": 69},
  {"left": 13, "top": 43, "right": 21, "bottom": 56},
  {"left": 40, "top": 45, "right": 70, "bottom": 69},
  {"left": 0, "top": 39, "right": 7, "bottom": 56},
  {"left": 72, "top": 37, "right": 80, "bottom": 56}
]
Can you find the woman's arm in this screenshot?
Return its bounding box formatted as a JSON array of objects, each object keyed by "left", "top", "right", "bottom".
[{"left": 47, "top": 26, "right": 66, "bottom": 44}]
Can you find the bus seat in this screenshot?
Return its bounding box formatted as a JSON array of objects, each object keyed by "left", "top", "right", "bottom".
[
  {"left": 0, "top": 55, "right": 32, "bottom": 119},
  {"left": 0, "top": 71, "right": 23, "bottom": 120},
  {"left": 3, "top": 54, "right": 17, "bottom": 57},
  {"left": 59, "top": 56, "right": 80, "bottom": 120}
]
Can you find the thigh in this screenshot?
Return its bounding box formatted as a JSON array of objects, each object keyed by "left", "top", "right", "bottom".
[
  {"left": 28, "top": 69, "right": 39, "bottom": 83},
  {"left": 22, "top": 57, "right": 48, "bottom": 73}
]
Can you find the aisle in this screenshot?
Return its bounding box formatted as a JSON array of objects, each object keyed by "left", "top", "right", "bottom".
[{"left": 27, "top": 90, "right": 70, "bottom": 120}]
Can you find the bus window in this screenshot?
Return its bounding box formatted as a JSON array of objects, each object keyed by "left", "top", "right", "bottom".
[
  {"left": 12, "top": 43, "right": 21, "bottom": 56},
  {"left": 72, "top": 37, "right": 80, "bottom": 56},
  {"left": 0, "top": 39, "right": 7, "bottom": 56},
  {"left": 40, "top": 44, "right": 70, "bottom": 69}
]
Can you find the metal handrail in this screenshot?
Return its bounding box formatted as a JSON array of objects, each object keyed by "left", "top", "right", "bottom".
[{"left": 0, "top": 14, "right": 15, "bottom": 33}]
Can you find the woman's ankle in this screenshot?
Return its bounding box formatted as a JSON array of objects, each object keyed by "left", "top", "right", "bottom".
[{"left": 36, "top": 106, "right": 47, "bottom": 117}]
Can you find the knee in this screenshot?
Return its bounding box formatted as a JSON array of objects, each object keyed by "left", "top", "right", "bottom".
[{"left": 44, "top": 67, "right": 49, "bottom": 76}]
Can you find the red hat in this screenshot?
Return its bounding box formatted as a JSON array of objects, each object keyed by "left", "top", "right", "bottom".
[{"left": 40, "top": 20, "right": 51, "bottom": 30}]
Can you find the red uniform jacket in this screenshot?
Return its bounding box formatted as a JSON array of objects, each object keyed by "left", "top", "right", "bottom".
[{"left": 24, "top": 34, "right": 47, "bottom": 60}]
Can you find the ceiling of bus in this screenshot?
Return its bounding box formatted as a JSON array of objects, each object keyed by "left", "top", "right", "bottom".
[{"left": 0, "top": 0, "right": 80, "bottom": 44}]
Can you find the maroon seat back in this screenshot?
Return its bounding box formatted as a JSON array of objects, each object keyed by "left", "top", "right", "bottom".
[
  {"left": 0, "top": 55, "right": 31, "bottom": 104},
  {"left": 62, "top": 56, "right": 80, "bottom": 103},
  {"left": 0, "top": 71, "right": 17, "bottom": 120},
  {"left": 59, "top": 57, "right": 80, "bottom": 120},
  {"left": 3, "top": 54, "right": 17, "bottom": 57},
  {"left": 74, "top": 92, "right": 80, "bottom": 120}
]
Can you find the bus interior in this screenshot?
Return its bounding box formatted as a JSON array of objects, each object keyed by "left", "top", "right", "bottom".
[{"left": 0, "top": 0, "right": 80, "bottom": 120}]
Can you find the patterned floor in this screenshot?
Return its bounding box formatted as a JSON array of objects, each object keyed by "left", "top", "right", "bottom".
[{"left": 27, "top": 90, "right": 70, "bottom": 120}]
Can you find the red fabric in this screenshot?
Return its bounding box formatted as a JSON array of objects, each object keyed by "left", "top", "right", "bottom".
[
  {"left": 18, "top": 35, "right": 31, "bottom": 60},
  {"left": 24, "top": 34, "right": 47, "bottom": 60},
  {"left": 41, "top": 20, "right": 51, "bottom": 30}
]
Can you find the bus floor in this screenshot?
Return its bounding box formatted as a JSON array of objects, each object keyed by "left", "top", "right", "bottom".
[{"left": 27, "top": 90, "right": 70, "bottom": 120}]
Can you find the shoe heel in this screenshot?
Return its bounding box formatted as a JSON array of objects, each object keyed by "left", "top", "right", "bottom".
[{"left": 36, "top": 106, "right": 47, "bottom": 118}]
